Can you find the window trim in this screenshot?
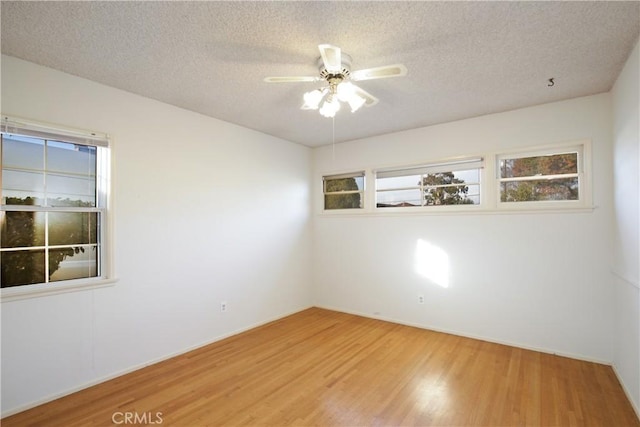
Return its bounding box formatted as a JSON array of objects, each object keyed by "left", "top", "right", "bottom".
[
  {"left": 322, "top": 171, "right": 366, "bottom": 211},
  {"left": 374, "top": 157, "right": 484, "bottom": 210},
  {"left": 1, "top": 115, "right": 116, "bottom": 302},
  {"left": 317, "top": 140, "right": 593, "bottom": 217},
  {"left": 495, "top": 140, "right": 592, "bottom": 211}
]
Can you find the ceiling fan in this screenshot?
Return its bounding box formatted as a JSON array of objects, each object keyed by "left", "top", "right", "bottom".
[{"left": 264, "top": 44, "right": 407, "bottom": 118}]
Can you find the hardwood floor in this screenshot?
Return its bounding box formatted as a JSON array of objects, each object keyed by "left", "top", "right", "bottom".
[{"left": 3, "top": 308, "right": 639, "bottom": 426}]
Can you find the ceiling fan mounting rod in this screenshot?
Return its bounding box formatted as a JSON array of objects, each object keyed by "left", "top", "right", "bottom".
[
  {"left": 327, "top": 74, "right": 344, "bottom": 87},
  {"left": 323, "top": 74, "right": 345, "bottom": 98}
]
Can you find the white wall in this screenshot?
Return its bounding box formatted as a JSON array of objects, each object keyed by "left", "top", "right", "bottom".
[
  {"left": 313, "top": 93, "right": 614, "bottom": 363},
  {"left": 612, "top": 40, "right": 640, "bottom": 415},
  {"left": 1, "top": 49, "right": 636, "bottom": 418},
  {"left": 0, "top": 55, "right": 313, "bottom": 415}
]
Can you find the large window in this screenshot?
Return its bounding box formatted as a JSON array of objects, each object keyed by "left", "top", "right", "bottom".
[
  {"left": 497, "top": 145, "right": 585, "bottom": 205},
  {"left": 1, "top": 116, "right": 110, "bottom": 291},
  {"left": 323, "top": 172, "right": 365, "bottom": 210},
  {"left": 376, "top": 158, "right": 482, "bottom": 208}
]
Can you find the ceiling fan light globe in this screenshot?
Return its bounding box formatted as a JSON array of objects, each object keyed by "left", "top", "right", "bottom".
[
  {"left": 336, "top": 82, "right": 356, "bottom": 102},
  {"left": 329, "top": 97, "right": 341, "bottom": 114},
  {"left": 319, "top": 98, "right": 340, "bottom": 118},
  {"left": 319, "top": 104, "right": 335, "bottom": 118},
  {"left": 302, "top": 89, "right": 325, "bottom": 110},
  {"left": 348, "top": 94, "right": 366, "bottom": 112}
]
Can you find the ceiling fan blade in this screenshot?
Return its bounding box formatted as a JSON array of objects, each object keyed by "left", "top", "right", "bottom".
[
  {"left": 318, "top": 44, "right": 342, "bottom": 73},
  {"left": 351, "top": 64, "right": 408, "bottom": 81},
  {"left": 263, "top": 76, "right": 320, "bottom": 83},
  {"left": 352, "top": 84, "right": 379, "bottom": 107}
]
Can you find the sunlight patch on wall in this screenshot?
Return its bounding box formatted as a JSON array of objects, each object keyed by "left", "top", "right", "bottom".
[{"left": 414, "top": 239, "right": 450, "bottom": 288}]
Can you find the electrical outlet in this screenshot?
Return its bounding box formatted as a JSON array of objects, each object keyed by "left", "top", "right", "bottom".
[
  {"left": 221, "top": 301, "right": 228, "bottom": 312},
  {"left": 418, "top": 295, "right": 424, "bottom": 304}
]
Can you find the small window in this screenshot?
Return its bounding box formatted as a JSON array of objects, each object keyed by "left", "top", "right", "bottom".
[
  {"left": 323, "top": 172, "right": 365, "bottom": 210},
  {"left": 376, "top": 158, "right": 482, "bottom": 208},
  {"left": 498, "top": 145, "right": 584, "bottom": 205},
  {"left": 1, "top": 116, "right": 110, "bottom": 291}
]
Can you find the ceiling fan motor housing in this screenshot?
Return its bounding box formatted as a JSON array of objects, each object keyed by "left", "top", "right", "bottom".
[{"left": 317, "top": 53, "right": 352, "bottom": 82}]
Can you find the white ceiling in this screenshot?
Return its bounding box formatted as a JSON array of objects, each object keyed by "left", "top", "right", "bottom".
[{"left": 1, "top": 1, "right": 639, "bottom": 147}]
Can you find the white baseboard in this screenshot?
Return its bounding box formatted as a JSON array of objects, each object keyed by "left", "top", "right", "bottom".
[
  {"left": 611, "top": 363, "right": 640, "bottom": 421},
  {"left": 1, "top": 305, "right": 313, "bottom": 419},
  {"left": 314, "top": 304, "right": 612, "bottom": 365},
  {"left": 5, "top": 304, "right": 631, "bottom": 420}
]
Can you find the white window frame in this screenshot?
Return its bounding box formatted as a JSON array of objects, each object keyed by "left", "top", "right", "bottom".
[
  {"left": 317, "top": 141, "right": 593, "bottom": 216},
  {"left": 322, "top": 171, "right": 365, "bottom": 211},
  {"left": 496, "top": 140, "right": 592, "bottom": 211},
  {"left": 374, "top": 157, "right": 483, "bottom": 211},
  {"left": 1, "top": 115, "right": 116, "bottom": 301}
]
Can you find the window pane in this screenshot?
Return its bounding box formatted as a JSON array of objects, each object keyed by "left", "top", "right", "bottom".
[
  {"left": 500, "top": 153, "right": 578, "bottom": 178},
  {"left": 424, "top": 184, "right": 480, "bottom": 206},
  {"left": 1, "top": 211, "right": 46, "bottom": 248},
  {"left": 46, "top": 141, "right": 96, "bottom": 176},
  {"left": 46, "top": 141, "right": 97, "bottom": 207},
  {"left": 2, "top": 169, "right": 46, "bottom": 206},
  {"left": 422, "top": 172, "right": 477, "bottom": 206},
  {"left": 377, "top": 175, "right": 421, "bottom": 191},
  {"left": 1, "top": 249, "right": 46, "bottom": 287},
  {"left": 452, "top": 168, "right": 480, "bottom": 184},
  {"left": 325, "top": 176, "right": 364, "bottom": 192},
  {"left": 47, "top": 173, "right": 96, "bottom": 207},
  {"left": 48, "top": 212, "right": 98, "bottom": 246},
  {"left": 500, "top": 178, "right": 579, "bottom": 202},
  {"left": 465, "top": 184, "right": 481, "bottom": 205},
  {"left": 377, "top": 166, "right": 480, "bottom": 209},
  {"left": 1, "top": 134, "right": 44, "bottom": 170},
  {"left": 49, "top": 246, "right": 98, "bottom": 282},
  {"left": 377, "top": 189, "right": 422, "bottom": 207},
  {"left": 325, "top": 193, "right": 362, "bottom": 210},
  {"left": 2, "top": 135, "right": 46, "bottom": 205}
]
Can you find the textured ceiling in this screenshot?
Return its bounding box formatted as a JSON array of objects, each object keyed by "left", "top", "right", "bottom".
[{"left": 1, "top": 1, "right": 639, "bottom": 147}]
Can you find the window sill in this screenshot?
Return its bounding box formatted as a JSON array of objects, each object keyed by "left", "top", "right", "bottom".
[
  {"left": 1, "top": 277, "right": 118, "bottom": 303},
  {"left": 319, "top": 205, "right": 596, "bottom": 217}
]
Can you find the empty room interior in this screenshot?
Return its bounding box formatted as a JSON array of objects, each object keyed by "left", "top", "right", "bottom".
[{"left": 1, "top": 1, "right": 639, "bottom": 426}]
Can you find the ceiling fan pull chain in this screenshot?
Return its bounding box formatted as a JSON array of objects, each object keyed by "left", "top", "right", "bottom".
[{"left": 332, "top": 115, "right": 336, "bottom": 165}]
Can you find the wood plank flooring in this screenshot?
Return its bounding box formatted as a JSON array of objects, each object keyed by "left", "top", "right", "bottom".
[{"left": 3, "top": 308, "right": 639, "bottom": 426}]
